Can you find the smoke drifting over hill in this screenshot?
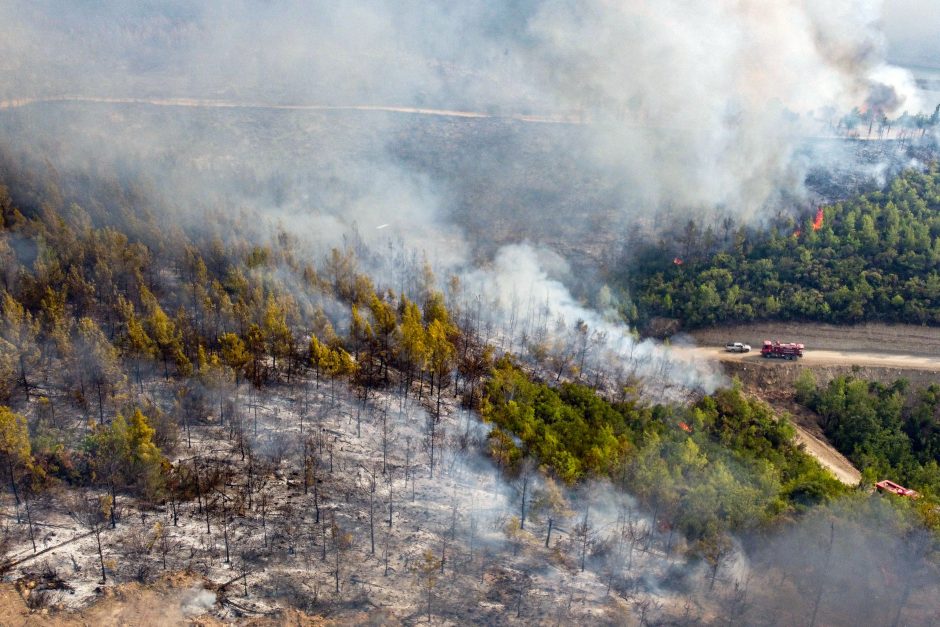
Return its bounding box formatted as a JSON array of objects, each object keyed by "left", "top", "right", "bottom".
[{"left": 0, "top": 0, "right": 930, "bottom": 394}]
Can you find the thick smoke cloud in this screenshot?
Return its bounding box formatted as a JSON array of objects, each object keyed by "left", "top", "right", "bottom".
[
  {"left": 0, "top": 1, "right": 922, "bottom": 215},
  {"left": 515, "top": 0, "right": 921, "bottom": 213},
  {"left": 882, "top": 0, "right": 940, "bottom": 68},
  {"left": 0, "top": 1, "right": 921, "bottom": 217}
]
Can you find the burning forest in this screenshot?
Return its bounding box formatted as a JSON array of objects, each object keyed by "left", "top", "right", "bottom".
[{"left": 1, "top": 1, "right": 940, "bottom": 625}]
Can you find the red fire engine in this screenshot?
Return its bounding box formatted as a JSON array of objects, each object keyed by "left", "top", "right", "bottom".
[
  {"left": 875, "top": 480, "right": 919, "bottom": 498},
  {"left": 760, "top": 340, "right": 804, "bottom": 360}
]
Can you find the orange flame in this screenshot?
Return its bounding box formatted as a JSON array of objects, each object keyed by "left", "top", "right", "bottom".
[
  {"left": 812, "top": 208, "right": 824, "bottom": 231},
  {"left": 673, "top": 257, "right": 683, "bottom": 265},
  {"left": 793, "top": 229, "right": 801, "bottom": 238},
  {"left": 679, "top": 421, "right": 692, "bottom": 433}
]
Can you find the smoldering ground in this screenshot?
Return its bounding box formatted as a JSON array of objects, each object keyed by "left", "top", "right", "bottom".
[
  {"left": 203, "top": 375, "right": 755, "bottom": 623},
  {"left": 459, "top": 243, "right": 726, "bottom": 396},
  {"left": 740, "top": 495, "right": 940, "bottom": 626}
]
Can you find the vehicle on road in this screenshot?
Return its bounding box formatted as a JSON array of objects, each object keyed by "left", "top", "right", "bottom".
[
  {"left": 725, "top": 342, "right": 751, "bottom": 352},
  {"left": 875, "top": 479, "right": 919, "bottom": 498},
  {"left": 761, "top": 340, "right": 804, "bottom": 360}
]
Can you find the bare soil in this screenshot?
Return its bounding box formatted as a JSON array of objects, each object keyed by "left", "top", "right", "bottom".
[{"left": 0, "top": 572, "right": 224, "bottom": 626}]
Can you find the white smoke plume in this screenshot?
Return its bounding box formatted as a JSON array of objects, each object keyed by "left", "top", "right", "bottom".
[
  {"left": 462, "top": 244, "right": 724, "bottom": 396},
  {"left": 515, "top": 0, "right": 922, "bottom": 214}
]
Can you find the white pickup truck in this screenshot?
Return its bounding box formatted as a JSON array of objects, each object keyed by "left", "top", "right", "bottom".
[{"left": 724, "top": 342, "right": 751, "bottom": 353}]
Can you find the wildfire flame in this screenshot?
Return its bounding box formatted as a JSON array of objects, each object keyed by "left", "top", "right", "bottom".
[
  {"left": 679, "top": 421, "right": 692, "bottom": 433},
  {"left": 673, "top": 257, "right": 683, "bottom": 265},
  {"left": 793, "top": 228, "right": 801, "bottom": 238},
  {"left": 812, "top": 207, "right": 824, "bottom": 231}
]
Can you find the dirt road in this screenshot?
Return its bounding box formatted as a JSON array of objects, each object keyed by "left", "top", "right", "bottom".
[
  {"left": 0, "top": 94, "right": 878, "bottom": 140},
  {"left": 0, "top": 95, "right": 584, "bottom": 125},
  {"left": 689, "top": 322, "right": 940, "bottom": 356},
  {"left": 677, "top": 332, "right": 940, "bottom": 485},
  {"left": 785, "top": 418, "right": 862, "bottom": 485},
  {"left": 686, "top": 345, "right": 940, "bottom": 371}
]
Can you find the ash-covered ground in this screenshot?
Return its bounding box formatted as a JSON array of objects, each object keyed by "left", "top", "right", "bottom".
[{"left": 0, "top": 368, "right": 750, "bottom": 625}]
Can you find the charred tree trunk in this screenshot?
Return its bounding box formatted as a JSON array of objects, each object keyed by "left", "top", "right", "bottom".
[
  {"left": 369, "top": 469, "right": 376, "bottom": 555},
  {"left": 384, "top": 531, "right": 390, "bottom": 576},
  {"left": 387, "top": 472, "right": 393, "bottom": 528},
  {"left": 23, "top": 485, "right": 36, "bottom": 552},
  {"left": 95, "top": 526, "right": 106, "bottom": 584},
  {"left": 19, "top": 353, "right": 30, "bottom": 402},
  {"left": 520, "top": 472, "right": 528, "bottom": 530},
  {"left": 809, "top": 521, "right": 835, "bottom": 627},
  {"left": 428, "top": 417, "right": 436, "bottom": 479},
  {"left": 314, "top": 478, "right": 320, "bottom": 524},
  {"left": 7, "top": 459, "right": 20, "bottom": 508},
  {"left": 109, "top": 480, "right": 117, "bottom": 528},
  {"left": 96, "top": 381, "right": 105, "bottom": 425}
]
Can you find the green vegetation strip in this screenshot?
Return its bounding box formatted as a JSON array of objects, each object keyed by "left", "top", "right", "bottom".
[{"left": 482, "top": 358, "right": 845, "bottom": 541}]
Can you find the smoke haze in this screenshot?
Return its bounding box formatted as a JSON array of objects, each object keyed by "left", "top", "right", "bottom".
[
  {"left": 0, "top": 0, "right": 924, "bottom": 213},
  {"left": 882, "top": 0, "right": 940, "bottom": 68}
]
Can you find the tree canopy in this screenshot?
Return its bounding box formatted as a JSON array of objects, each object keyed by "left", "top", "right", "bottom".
[
  {"left": 628, "top": 165, "right": 940, "bottom": 328},
  {"left": 482, "top": 359, "right": 845, "bottom": 540}
]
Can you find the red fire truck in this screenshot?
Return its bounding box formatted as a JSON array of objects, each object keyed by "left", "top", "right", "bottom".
[
  {"left": 760, "top": 340, "right": 804, "bottom": 360},
  {"left": 875, "top": 480, "right": 919, "bottom": 498}
]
